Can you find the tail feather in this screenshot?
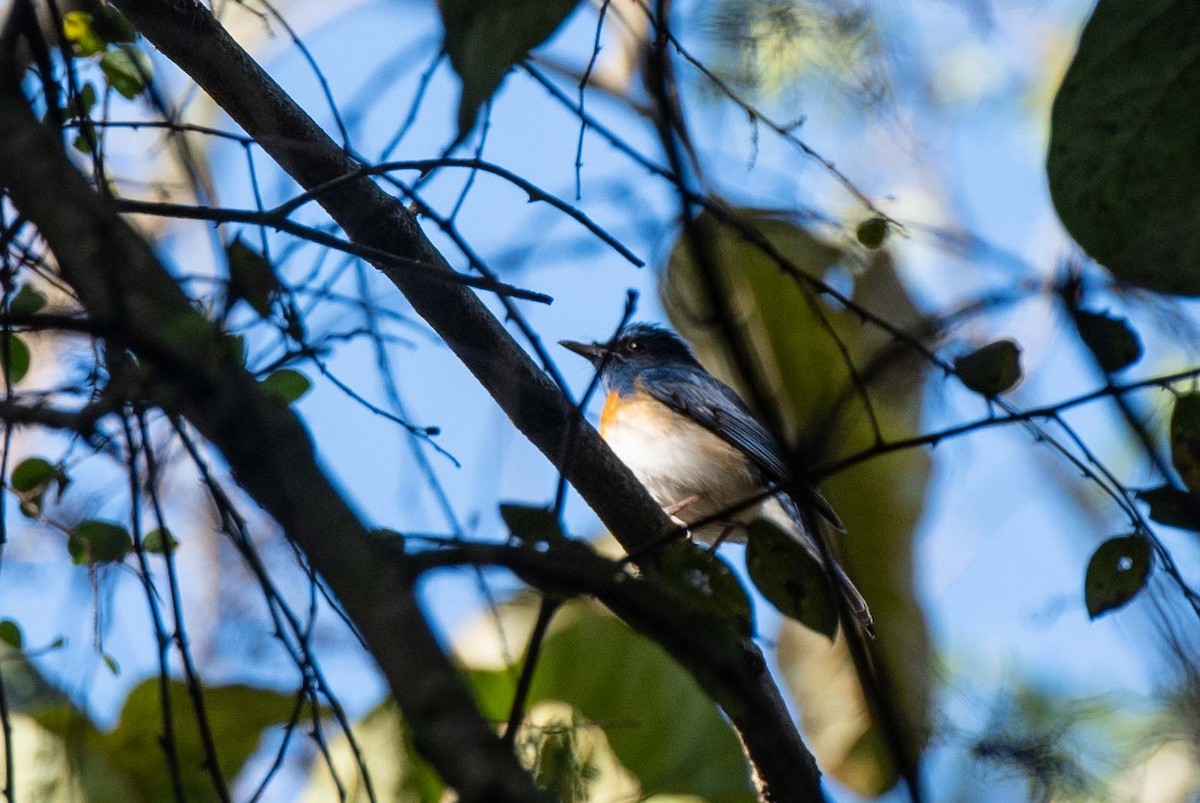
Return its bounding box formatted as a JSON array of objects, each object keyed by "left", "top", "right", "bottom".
[{"left": 768, "top": 494, "right": 874, "bottom": 638}]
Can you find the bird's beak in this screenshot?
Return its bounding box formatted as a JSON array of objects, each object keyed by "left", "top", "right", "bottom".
[{"left": 559, "top": 340, "right": 609, "bottom": 365}]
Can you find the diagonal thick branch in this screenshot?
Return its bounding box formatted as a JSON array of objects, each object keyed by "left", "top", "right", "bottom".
[{"left": 80, "top": 0, "right": 822, "bottom": 798}]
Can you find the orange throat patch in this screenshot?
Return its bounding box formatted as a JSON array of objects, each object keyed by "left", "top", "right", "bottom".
[{"left": 599, "top": 390, "right": 621, "bottom": 437}]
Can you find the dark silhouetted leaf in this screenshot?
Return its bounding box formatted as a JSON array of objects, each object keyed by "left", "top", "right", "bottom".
[
  {"left": 91, "top": 6, "right": 137, "bottom": 44},
  {"left": 1047, "top": 0, "right": 1200, "bottom": 295},
  {"left": 1171, "top": 393, "right": 1200, "bottom": 498},
  {"left": 0, "top": 619, "right": 22, "bottom": 649},
  {"left": 1084, "top": 535, "right": 1151, "bottom": 618},
  {"left": 68, "top": 520, "right": 132, "bottom": 565},
  {"left": 99, "top": 47, "right": 153, "bottom": 100},
  {"left": 855, "top": 217, "right": 888, "bottom": 249},
  {"left": 1, "top": 334, "right": 31, "bottom": 384},
  {"left": 498, "top": 502, "right": 563, "bottom": 543},
  {"left": 259, "top": 368, "right": 311, "bottom": 405},
  {"left": 226, "top": 237, "right": 280, "bottom": 318},
  {"left": 745, "top": 520, "right": 838, "bottom": 639},
  {"left": 954, "top": 339, "right": 1022, "bottom": 395},
  {"left": 439, "top": 0, "right": 582, "bottom": 138},
  {"left": 1136, "top": 485, "right": 1200, "bottom": 532},
  {"left": 9, "top": 284, "right": 46, "bottom": 316},
  {"left": 1073, "top": 309, "right": 1141, "bottom": 372},
  {"left": 658, "top": 541, "right": 753, "bottom": 632},
  {"left": 142, "top": 529, "right": 178, "bottom": 554}
]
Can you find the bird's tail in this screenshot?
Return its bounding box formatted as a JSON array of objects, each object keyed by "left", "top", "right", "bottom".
[{"left": 767, "top": 496, "right": 875, "bottom": 638}]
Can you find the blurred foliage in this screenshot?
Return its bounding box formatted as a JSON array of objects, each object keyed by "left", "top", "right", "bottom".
[
  {"left": 1048, "top": 0, "right": 1200, "bottom": 295},
  {"left": 2, "top": 639, "right": 301, "bottom": 803},
  {"left": 307, "top": 595, "right": 754, "bottom": 801},
  {"left": 662, "top": 207, "right": 930, "bottom": 795},
  {"left": 702, "top": 0, "right": 890, "bottom": 104}
]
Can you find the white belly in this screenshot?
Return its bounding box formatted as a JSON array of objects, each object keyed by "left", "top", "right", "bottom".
[{"left": 601, "top": 393, "right": 763, "bottom": 540}]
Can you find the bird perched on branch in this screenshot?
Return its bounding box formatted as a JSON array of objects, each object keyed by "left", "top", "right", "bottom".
[{"left": 562, "top": 322, "right": 873, "bottom": 635}]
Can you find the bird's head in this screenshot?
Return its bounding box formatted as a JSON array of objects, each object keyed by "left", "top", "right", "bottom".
[{"left": 560, "top": 323, "right": 702, "bottom": 389}]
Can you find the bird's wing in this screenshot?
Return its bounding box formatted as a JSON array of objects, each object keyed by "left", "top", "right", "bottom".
[
  {"left": 638, "top": 366, "right": 846, "bottom": 532},
  {"left": 637, "top": 366, "right": 790, "bottom": 478}
]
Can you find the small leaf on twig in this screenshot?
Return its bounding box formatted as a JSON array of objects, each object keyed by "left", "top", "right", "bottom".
[
  {"left": 68, "top": 520, "right": 133, "bottom": 565},
  {"left": 855, "top": 217, "right": 888, "bottom": 249},
  {"left": 954, "top": 339, "right": 1022, "bottom": 395},
  {"left": 1136, "top": 485, "right": 1200, "bottom": 532},
  {"left": 1084, "top": 535, "right": 1151, "bottom": 618},
  {"left": 259, "top": 369, "right": 311, "bottom": 406},
  {"left": 1072, "top": 309, "right": 1142, "bottom": 372}
]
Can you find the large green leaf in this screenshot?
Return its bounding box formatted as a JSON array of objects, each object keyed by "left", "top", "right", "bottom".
[
  {"left": 470, "top": 599, "right": 755, "bottom": 801},
  {"left": 1047, "top": 0, "right": 1200, "bottom": 295},
  {"left": 438, "top": 0, "right": 582, "bottom": 138},
  {"left": 663, "top": 207, "right": 931, "bottom": 795},
  {"left": 37, "top": 680, "right": 300, "bottom": 801}
]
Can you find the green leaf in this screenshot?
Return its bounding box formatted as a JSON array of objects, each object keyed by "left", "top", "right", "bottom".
[
  {"left": 663, "top": 207, "right": 930, "bottom": 794},
  {"left": 0, "top": 619, "right": 23, "bottom": 649},
  {"left": 12, "top": 456, "right": 61, "bottom": 518},
  {"left": 36, "top": 680, "right": 301, "bottom": 802},
  {"left": 68, "top": 520, "right": 133, "bottom": 565},
  {"left": 439, "top": 0, "right": 582, "bottom": 138},
  {"left": 745, "top": 520, "right": 838, "bottom": 639},
  {"left": 99, "top": 46, "right": 153, "bottom": 100},
  {"left": 226, "top": 237, "right": 280, "bottom": 319},
  {"left": 142, "top": 529, "right": 178, "bottom": 554},
  {"left": 499, "top": 502, "right": 563, "bottom": 543},
  {"left": 63, "top": 11, "right": 105, "bottom": 57},
  {"left": 954, "top": 339, "right": 1022, "bottom": 396},
  {"left": 855, "top": 217, "right": 888, "bottom": 249},
  {"left": 1047, "top": 0, "right": 1200, "bottom": 296},
  {"left": 91, "top": 6, "right": 138, "bottom": 44},
  {"left": 1170, "top": 393, "right": 1200, "bottom": 498},
  {"left": 1136, "top": 485, "right": 1200, "bottom": 532},
  {"left": 102, "top": 653, "right": 120, "bottom": 676},
  {"left": 1072, "top": 309, "right": 1142, "bottom": 373},
  {"left": 1084, "top": 535, "right": 1151, "bottom": 618},
  {"left": 259, "top": 369, "right": 311, "bottom": 405},
  {"left": 468, "top": 599, "right": 755, "bottom": 801},
  {"left": 9, "top": 284, "right": 46, "bottom": 316},
  {"left": 161, "top": 309, "right": 219, "bottom": 355},
  {"left": 0, "top": 334, "right": 31, "bottom": 384},
  {"left": 12, "top": 457, "right": 56, "bottom": 495}
]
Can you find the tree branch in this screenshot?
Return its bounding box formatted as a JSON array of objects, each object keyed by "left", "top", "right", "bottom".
[{"left": 0, "top": 77, "right": 548, "bottom": 803}]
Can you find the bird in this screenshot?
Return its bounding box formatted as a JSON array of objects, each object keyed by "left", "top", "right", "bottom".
[{"left": 561, "top": 322, "right": 873, "bottom": 635}]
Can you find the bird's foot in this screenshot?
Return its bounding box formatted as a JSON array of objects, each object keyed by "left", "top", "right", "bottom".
[{"left": 663, "top": 493, "right": 702, "bottom": 518}]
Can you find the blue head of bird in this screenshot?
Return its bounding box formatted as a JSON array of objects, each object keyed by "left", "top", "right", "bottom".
[{"left": 559, "top": 323, "right": 702, "bottom": 394}]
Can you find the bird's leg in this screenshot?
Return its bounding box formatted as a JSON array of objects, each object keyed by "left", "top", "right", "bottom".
[{"left": 663, "top": 493, "right": 702, "bottom": 518}]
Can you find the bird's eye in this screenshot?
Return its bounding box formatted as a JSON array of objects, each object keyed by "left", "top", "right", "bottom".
[{"left": 626, "top": 339, "right": 642, "bottom": 352}]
